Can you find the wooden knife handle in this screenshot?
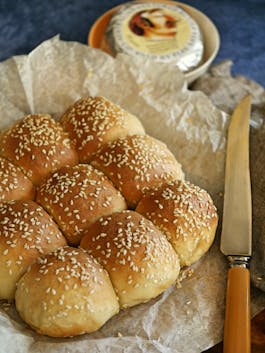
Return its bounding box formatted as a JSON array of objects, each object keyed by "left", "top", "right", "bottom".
[{"left": 223, "top": 266, "right": 251, "bottom": 353}]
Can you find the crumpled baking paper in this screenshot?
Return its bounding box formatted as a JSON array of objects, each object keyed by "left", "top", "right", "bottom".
[{"left": 0, "top": 36, "right": 264, "bottom": 353}]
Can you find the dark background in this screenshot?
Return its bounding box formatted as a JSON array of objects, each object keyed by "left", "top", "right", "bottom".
[{"left": 0, "top": 0, "right": 264, "bottom": 86}]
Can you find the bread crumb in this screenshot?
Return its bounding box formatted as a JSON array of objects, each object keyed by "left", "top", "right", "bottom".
[
  {"left": 1, "top": 302, "right": 11, "bottom": 312},
  {"left": 176, "top": 268, "right": 194, "bottom": 288}
]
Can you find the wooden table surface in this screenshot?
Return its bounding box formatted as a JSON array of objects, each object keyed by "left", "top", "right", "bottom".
[{"left": 203, "top": 309, "right": 265, "bottom": 353}]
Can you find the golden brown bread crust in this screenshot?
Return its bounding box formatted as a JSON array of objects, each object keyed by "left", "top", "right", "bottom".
[
  {"left": 0, "top": 114, "right": 79, "bottom": 185},
  {"left": 15, "top": 246, "right": 119, "bottom": 337},
  {"left": 60, "top": 96, "right": 145, "bottom": 163},
  {"left": 36, "top": 164, "right": 127, "bottom": 245},
  {"left": 0, "top": 156, "right": 35, "bottom": 202},
  {"left": 91, "top": 134, "right": 184, "bottom": 208},
  {"left": 80, "top": 210, "right": 180, "bottom": 308},
  {"left": 136, "top": 180, "right": 218, "bottom": 266},
  {"left": 0, "top": 200, "right": 66, "bottom": 300},
  {"left": 0, "top": 96, "right": 219, "bottom": 338}
]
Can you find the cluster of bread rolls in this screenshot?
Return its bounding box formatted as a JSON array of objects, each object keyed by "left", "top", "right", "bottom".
[{"left": 0, "top": 96, "right": 218, "bottom": 337}]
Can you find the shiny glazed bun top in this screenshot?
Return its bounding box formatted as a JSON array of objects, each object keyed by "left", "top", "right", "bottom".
[
  {"left": 36, "top": 164, "right": 127, "bottom": 245},
  {"left": 60, "top": 96, "right": 145, "bottom": 163},
  {"left": 136, "top": 180, "right": 218, "bottom": 266},
  {"left": 80, "top": 210, "right": 180, "bottom": 308},
  {"left": 91, "top": 134, "right": 184, "bottom": 208},
  {"left": 0, "top": 114, "right": 78, "bottom": 185},
  {"left": 0, "top": 156, "right": 35, "bottom": 202},
  {"left": 0, "top": 200, "right": 66, "bottom": 300},
  {"left": 15, "top": 246, "right": 119, "bottom": 337}
]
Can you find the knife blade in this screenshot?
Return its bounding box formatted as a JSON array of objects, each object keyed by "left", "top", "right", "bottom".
[{"left": 220, "top": 95, "right": 252, "bottom": 353}]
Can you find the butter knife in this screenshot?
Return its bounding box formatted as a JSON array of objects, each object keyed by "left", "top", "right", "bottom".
[{"left": 220, "top": 95, "right": 252, "bottom": 353}]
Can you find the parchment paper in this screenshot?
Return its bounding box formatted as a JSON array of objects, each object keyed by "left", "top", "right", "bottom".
[{"left": 0, "top": 36, "right": 264, "bottom": 353}]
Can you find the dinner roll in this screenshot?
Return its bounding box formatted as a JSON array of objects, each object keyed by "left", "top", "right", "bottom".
[
  {"left": 15, "top": 246, "right": 119, "bottom": 337},
  {"left": 80, "top": 210, "right": 180, "bottom": 308},
  {"left": 0, "top": 156, "right": 35, "bottom": 202},
  {"left": 136, "top": 180, "right": 218, "bottom": 266},
  {"left": 0, "top": 114, "right": 78, "bottom": 185},
  {"left": 91, "top": 134, "right": 184, "bottom": 208},
  {"left": 0, "top": 200, "right": 66, "bottom": 300},
  {"left": 36, "top": 164, "right": 127, "bottom": 245},
  {"left": 60, "top": 96, "right": 145, "bottom": 163}
]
